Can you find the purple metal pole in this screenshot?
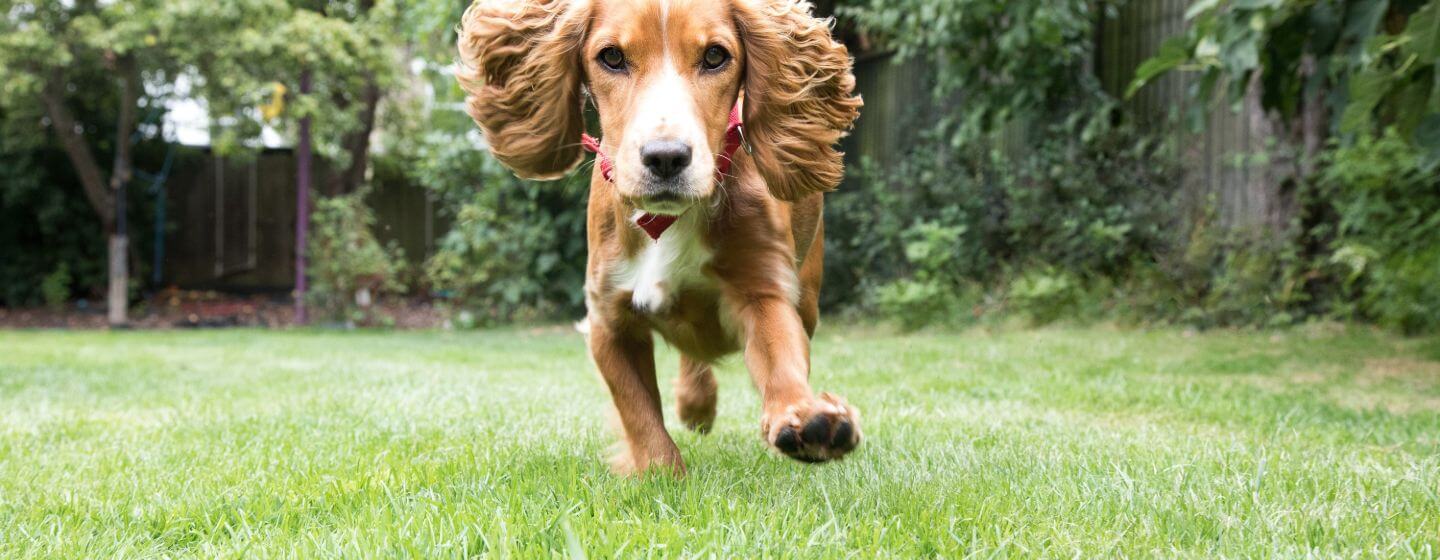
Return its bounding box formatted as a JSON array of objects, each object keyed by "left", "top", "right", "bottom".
[{"left": 293, "top": 70, "right": 312, "bottom": 325}]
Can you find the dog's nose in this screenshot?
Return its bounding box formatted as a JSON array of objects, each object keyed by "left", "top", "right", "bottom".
[{"left": 641, "top": 140, "right": 692, "bottom": 180}]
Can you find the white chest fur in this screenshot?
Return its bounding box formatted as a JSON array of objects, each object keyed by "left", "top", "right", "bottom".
[{"left": 616, "top": 212, "right": 711, "bottom": 313}]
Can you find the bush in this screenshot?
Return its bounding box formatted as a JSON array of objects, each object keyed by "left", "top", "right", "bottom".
[
  {"left": 829, "top": 116, "right": 1181, "bottom": 328},
  {"left": 1320, "top": 130, "right": 1440, "bottom": 334},
  {"left": 411, "top": 134, "right": 587, "bottom": 325},
  {"left": 871, "top": 219, "right": 984, "bottom": 329},
  {"left": 307, "top": 189, "right": 407, "bottom": 325},
  {"left": 0, "top": 142, "right": 107, "bottom": 307},
  {"left": 40, "top": 263, "right": 71, "bottom": 310},
  {"left": 1008, "top": 268, "right": 1082, "bottom": 325}
]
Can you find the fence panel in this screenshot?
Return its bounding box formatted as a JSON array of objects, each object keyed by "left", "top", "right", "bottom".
[
  {"left": 844, "top": 0, "right": 1293, "bottom": 232},
  {"left": 159, "top": 149, "right": 440, "bottom": 292},
  {"left": 1098, "top": 0, "right": 1291, "bottom": 231}
]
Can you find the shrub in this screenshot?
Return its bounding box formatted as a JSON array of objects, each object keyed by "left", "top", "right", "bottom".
[
  {"left": 829, "top": 117, "right": 1181, "bottom": 328},
  {"left": 1008, "top": 268, "right": 1082, "bottom": 325},
  {"left": 412, "top": 135, "right": 587, "bottom": 325},
  {"left": 40, "top": 263, "right": 71, "bottom": 310},
  {"left": 871, "top": 219, "right": 984, "bottom": 329},
  {"left": 1320, "top": 130, "right": 1440, "bottom": 333},
  {"left": 0, "top": 142, "right": 107, "bottom": 307},
  {"left": 308, "top": 189, "right": 407, "bottom": 325}
]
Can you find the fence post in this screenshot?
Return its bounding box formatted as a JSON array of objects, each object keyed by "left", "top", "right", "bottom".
[{"left": 294, "top": 70, "right": 312, "bottom": 325}]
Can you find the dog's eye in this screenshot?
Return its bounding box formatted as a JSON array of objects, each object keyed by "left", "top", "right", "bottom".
[
  {"left": 598, "top": 47, "right": 626, "bottom": 71},
  {"left": 702, "top": 46, "right": 730, "bottom": 71}
]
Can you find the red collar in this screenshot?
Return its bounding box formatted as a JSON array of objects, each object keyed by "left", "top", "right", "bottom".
[{"left": 581, "top": 104, "right": 745, "bottom": 240}]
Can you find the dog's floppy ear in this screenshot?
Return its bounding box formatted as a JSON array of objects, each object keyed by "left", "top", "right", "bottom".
[
  {"left": 457, "top": 0, "right": 590, "bottom": 180},
  {"left": 735, "top": 0, "right": 862, "bottom": 201}
]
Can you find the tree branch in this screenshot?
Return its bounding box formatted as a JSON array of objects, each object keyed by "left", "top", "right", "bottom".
[
  {"left": 110, "top": 54, "right": 140, "bottom": 193},
  {"left": 327, "top": 76, "right": 381, "bottom": 197},
  {"left": 41, "top": 69, "right": 114, "bottom": 230}
]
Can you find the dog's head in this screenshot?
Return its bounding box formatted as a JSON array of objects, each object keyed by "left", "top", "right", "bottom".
[{"left": 457, "top": 0, "right": 861, "bottom": 214}]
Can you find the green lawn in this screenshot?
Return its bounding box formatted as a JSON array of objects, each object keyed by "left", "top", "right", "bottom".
[{"left": 1, "top": 325, "right": 1437, "bottom": 558}]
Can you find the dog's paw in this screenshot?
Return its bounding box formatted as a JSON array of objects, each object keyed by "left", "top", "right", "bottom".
[
  {"left": 761, "top": 392, "right": 861, "bottom": 463},
  {"left": 678, "top": 398, "right": 716, "bottom": 434},
  {"left": 607, "top": 438, "right": 686, "bottom": 476},
  {"left": 675, "top": 364, "right": 718, "bottom": 434}
]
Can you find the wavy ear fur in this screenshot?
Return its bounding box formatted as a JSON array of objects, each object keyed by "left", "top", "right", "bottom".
[
  {"left": 457, "top": 0, "right": 590, "bottom": 180},
  {"left": 735, "top": 0, "right": 862, "bottom": 200}
]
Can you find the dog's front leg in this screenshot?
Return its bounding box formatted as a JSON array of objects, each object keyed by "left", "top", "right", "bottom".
[
  {"left": 733, "top": 296, "right": 862, "bottom": 463},
  {"left": 587, "top": 320, "right": 684, "bottom": 475}
]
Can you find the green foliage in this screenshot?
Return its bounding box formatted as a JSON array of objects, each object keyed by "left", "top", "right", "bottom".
[
  {"left": 412, "top": 136, "right": 588, "bottom": 325},
  {"left": 307, "top": 188, "right": 407, "bottom": 324},
  {"left": 1007, "top": 269, "right": 1084, "bottom": 325},
  {"left": 829, "top": 116, "right": 1182, "bottom": 328},
  {"left": 1129, "top": 0, "right": 1440, "bottom": 160},
  {"left": 871, "top": 220, "right": 982, "bottom": 329},
  {"left": 173, "top": 0, "right": 403, "bottom": 161},
  {"left": 39, "top": 263, "right": 72, "bottom": 310},
  {"left": 1, "top": 0, "right": 414, "bottom": 306},
  {"left": 1339, "top": 0, "right": 1440, "bottom": 160},
  {"left": 1320, "top": 130, "right": 1440, "bottom": 333},
  {"left": 1151, "top": 223, "right": 1309, "bottom": 329},
  {"left": 833, "top": 0, "right": 1204, "bottom": 330},
  {"left": 842, "top": 0, "right": 1102, "bottom": 144},
  {"left": 1122, "top": 0, "right": 1440, "bottom": 333},
  {"left": 0, "top": 120, "right": 109, "bottom": 306}
]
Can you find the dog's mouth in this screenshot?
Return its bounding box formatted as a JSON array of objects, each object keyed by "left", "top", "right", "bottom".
[
  {"left": 634, "top": 191, "right": 694, "bottom": 217},
  {"left": 627, "top": 193, "right": 693, "bottom": 240}
]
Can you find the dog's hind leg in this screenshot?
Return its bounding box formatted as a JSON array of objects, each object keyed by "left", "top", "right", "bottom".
[{"left": 675, "top": 355, "right": 717, "bottom": 433}]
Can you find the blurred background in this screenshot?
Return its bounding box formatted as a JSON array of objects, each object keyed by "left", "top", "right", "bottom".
[{"left": 1, "top": 0, "right": 1436, "bottom": 334}]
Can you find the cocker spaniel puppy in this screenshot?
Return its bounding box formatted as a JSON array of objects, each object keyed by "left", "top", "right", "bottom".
[{"left": 458, "top": 0, "right": 862, "bottom": 474}]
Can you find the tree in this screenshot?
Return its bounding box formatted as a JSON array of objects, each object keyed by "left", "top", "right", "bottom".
[
  {"left": 1, "top": 0, "right": 401, "bottom": 322},
  {"left": 0, "top": 0, "right": 177, "bottom": 325}
]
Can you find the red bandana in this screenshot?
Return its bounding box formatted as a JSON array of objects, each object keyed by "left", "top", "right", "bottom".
[{"left": 581, "top": 104, "right": 745, "bottom": 241}]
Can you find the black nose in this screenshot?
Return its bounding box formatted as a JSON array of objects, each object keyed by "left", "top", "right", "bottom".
[{"left": 641, "top": 140, "right": 692, "bottom": 180}]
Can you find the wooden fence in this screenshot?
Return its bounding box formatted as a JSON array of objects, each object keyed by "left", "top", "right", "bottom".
[
  {"left": 160, "top": 148, "right": 441, "bottom": 292},
  {"left": 1097, "top": 0, "right": 1293, "bottom": 231},
  {"left": 847, "top": 0, "right": 1294, "bottom": 232}
]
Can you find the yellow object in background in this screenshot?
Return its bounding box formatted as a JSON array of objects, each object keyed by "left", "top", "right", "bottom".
[{"left": 260, "top": 82, "right": 287, "bottom": 121}]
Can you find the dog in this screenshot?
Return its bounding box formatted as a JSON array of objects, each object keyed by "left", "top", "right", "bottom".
[{"left": 457, "top": 0, "right": 862, "bottom": 474}]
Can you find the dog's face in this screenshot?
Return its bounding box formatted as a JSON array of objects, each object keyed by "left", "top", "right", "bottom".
[
  {"left": 458, "top": 0, "right": 861, "bottom": 202},
  {"left": 585, "top": 0, "right": 743, "bottom": 215}
]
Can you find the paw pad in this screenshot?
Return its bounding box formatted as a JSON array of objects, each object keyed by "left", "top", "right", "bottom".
[{"left": 763, "top": 393, "right": 861, "bottom": 463}]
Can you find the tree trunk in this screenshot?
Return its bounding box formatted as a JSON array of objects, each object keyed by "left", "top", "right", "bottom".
[
  {"left": 1240, "top": 70, "right": 1295, "bottom": 232},
  {"left": 108, "top": 234, "right": 129, "bottom": 325},
  {"left": 1297, "top": 53, "right": 1326, "bottom": 180},
  {"left": 326, "top": 77, "right": 381, "bottom": 197},
  {"left": 40, "top": 59, "right": 140, "bottom": 327},
  {"left": 107, "top": 57, "right": 140, "bottom": 326}
]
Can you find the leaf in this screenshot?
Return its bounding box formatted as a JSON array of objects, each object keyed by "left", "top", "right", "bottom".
[
  {"left": 1185, "top": 0, "right": 1222, "bottom": 21},
  {"left": 1126, "top": 36, "right": 1191, "bottom": 99},
  {"left": 1414, "top": 113, "right": 1440, "bottom": 171},
  {"left": 1221, "top": 34, "right": 1260, "bottom": 73},
  {"left": 1342, "top": 0, "right": 1390, "bottom": 51},
  {"left": 1307, "top": 0, "right": 1343, "bottom": 52},
  {"left": 1394, "top": 79, "right": 1434, "bottom": 136},
  {"left": 1402, "top": 0, "right": 1440, "bottom": 60},
  {"left": 1340, "top": 67, "right": 1393, "bottom": 134}
]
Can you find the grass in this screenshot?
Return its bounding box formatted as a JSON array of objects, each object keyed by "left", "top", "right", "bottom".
[{"left": 1, "top": 324, "right": 1438, "bottom": 558}]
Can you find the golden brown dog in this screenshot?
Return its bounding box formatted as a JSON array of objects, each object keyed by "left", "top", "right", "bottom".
[{"left": 458, "top": 0, "right": 862, "bottom": 474}]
